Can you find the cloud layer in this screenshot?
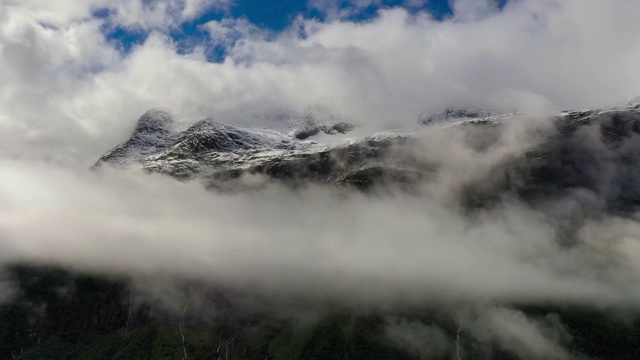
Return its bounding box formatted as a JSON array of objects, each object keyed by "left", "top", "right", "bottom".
[
  {"left": 2, "top": 0, "right": 640, "bottom": 309},
  {"left": 1, "top": 117, "right": 640, "bottom": 312}
]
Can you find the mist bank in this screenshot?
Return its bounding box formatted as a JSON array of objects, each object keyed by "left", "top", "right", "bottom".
[
  {"left": 1, "top": 111, "right": 640, "bottom": 312},
  {"left": 1, "top": 108, "right": 640, "bottom": 359},
  {"left": 2, "top": 262, "right": 639, "bottom": 360}
]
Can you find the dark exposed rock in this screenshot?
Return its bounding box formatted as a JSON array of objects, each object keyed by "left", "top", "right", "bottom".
[
  {"left": 293, "top": 124, "right": 320, "bottom": 140},
  {"left": 335, "top": 165, "right": 424, "bottom": 190},
  {"left": 290, "top": 107, "right": 355, "bottom": 139},
  {"left": 418, "top": 106, "right": 499, "bottom": 125},
  {"left": 319, "top": 122, "right": 356, "bottom": 135}
]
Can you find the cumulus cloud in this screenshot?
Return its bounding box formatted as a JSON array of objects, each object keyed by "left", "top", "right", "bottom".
[
  {"left": 201, "top": 17, "right": 260, "bottom": 47},
  {"left": 105, "top": 0, "right": 233, "bottom": 31},
  {"left": 2, "top": 0, "right": 233, "bottom": 28},
  {"left": 2, "top": 0, "right": 640, "bottom": 166}
]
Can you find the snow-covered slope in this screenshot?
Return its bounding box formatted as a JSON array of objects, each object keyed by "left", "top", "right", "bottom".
[{"left": 98, "top": 110, "right": 179, "bottom": 165}]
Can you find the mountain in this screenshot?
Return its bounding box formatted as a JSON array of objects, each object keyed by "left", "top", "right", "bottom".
[
  {"left": 95, "top": 101, "right": 640, "bottom": 211},
  {"left": 95, "top": 110, "right": 419, "bottom": 190},
  {"left": 3, "top": 101, "right": 640, "bottom": 360}
]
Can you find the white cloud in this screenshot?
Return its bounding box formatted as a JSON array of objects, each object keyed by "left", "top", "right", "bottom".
[
  {"left": 1, "top": 0, "right": 109, "bottom": 25},
  {"left": 450, "top": 0, "right": 501, "bottom": 21},
  {"left": 0, "top": 0, "right": 639, "bottom": 304},
  {"left": 106, "top": 0, "right": 231, "bottom": 31},
  {"left": 308, "top": 0, "right": 382, "bottom": 20},
  {"left": 201, "top": 17, "right": 260, "bottom": 47},
  {"left": 1, "top": 0, "right": 233, "bottom": 30},
  {"left": 2, "top": 0, "right": 640, "bottom": 165},
  {"left": 181, "top": 0, "right": 232, "bottom": 20}
]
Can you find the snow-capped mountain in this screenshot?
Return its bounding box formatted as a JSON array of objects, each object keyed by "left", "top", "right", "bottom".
[
  {"left": 95, "top": 109, "right": 418, "bottom": 189},
  {"left": 96, "top": 100, "right": 640, "bottom": 207}
]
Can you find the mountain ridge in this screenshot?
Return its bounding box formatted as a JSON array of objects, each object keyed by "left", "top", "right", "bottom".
[{"left": 95, "top": 100, "right": 640, "bottom": 199}]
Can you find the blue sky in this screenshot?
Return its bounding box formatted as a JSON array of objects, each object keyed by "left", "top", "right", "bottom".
[{"left": 100, "top": 0, "right": 505, "bottom": 60}]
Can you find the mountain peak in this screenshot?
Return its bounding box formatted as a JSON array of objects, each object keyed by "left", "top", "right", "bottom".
[
  {"left": 418, "top": 105, "right": 501, "bottom": 125},
  {"left": 94, "top": 110, "right": 178, "bottom": 167},
  {"left": 132, "top": 109, "right": 175, "bottom": 138}
]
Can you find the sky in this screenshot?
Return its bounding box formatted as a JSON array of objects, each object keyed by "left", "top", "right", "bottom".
[
  {"left": 106, "top": 0, "right": 459, "bottom": 55},
  {"left": 2, "top": 0, "right": 640, "bottom": 166},
  {"left": 101, "top": 0, "right": 464, "bottom": 61}
]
